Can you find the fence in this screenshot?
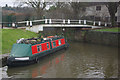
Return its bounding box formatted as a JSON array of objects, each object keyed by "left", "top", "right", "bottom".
[{"left": 1, "top": 19, "right": 111, "bottom": 28}]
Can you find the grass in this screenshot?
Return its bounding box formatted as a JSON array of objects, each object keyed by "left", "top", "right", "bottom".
[
  {"left": 2, "top": 29, "right": 38, "bottom": 54},
  {"left": 95, "top": 27, "right": 120, "bottom": 32}
]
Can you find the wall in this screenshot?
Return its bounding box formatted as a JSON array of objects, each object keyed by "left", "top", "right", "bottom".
[
  {"left": 73, "top": 29, "right": 119, "bottom": 47},
  {"left": 84, "top": 31, "right": 119, "bottom": 47},
  {"left": 40, "top": 27, "right": 119, "bottom": 47}
]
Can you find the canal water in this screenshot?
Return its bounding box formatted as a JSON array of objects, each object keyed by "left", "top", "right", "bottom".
[{"left": 2, "top": 42, "right": 118, "bottom": 78}]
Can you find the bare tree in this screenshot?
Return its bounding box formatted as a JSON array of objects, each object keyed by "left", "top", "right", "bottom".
[
  {"left": 26, "top": 0, "right": 48, "bottom": 19},
  {"left": 17, "top": 0, "right": 48, "bottom": 19},
  {"left": 106, "top": 2, "right": 120, "bottom": 27},
  {"left": 69, "top": 2, "right": 88, "bottom": 19}
]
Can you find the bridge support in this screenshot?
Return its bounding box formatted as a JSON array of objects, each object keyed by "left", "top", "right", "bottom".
[{"left": 26, "top": 25, "right": 43, "bottom": 33}]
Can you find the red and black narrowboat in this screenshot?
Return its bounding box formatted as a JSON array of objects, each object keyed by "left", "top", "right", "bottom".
[{"left": 7, "top": 36, "right": 69, "bottom": 67}]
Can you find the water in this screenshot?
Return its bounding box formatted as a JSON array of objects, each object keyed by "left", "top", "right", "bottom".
[{"left": 2, "top": 42, "right": 118, "bottom": 78}]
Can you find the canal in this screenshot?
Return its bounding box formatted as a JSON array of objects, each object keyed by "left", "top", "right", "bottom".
[{"left": 2, "top": 42, "right": 118, "bottom": 78}]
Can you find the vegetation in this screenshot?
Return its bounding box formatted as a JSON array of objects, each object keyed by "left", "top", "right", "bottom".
[
  {"left": 95, "top": 27, "right": 120, "bottom": 32},
  {"left": 2, "top": 29, "right": 38, "bottom": 54}
]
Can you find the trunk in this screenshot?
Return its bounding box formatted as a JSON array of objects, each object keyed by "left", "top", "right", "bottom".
[
  {"left": 73, "top": 10, "right": 79, "bottom": 19},
  {"left": 110, "top": 13, "right": 116, "bottom": 27}
]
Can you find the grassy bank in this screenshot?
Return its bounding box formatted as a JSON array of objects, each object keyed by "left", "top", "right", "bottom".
[
  {"left": 95, "top": 27, "right": 120, "bottom": 32},
  {"left": 2, "top": 29, "right": 38, "bottom": 54}
]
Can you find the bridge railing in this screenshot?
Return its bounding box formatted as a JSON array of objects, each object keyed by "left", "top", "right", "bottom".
[
  {"left": 1, "top": 19, "right": 111, "bottom": 28},
  {"left": 18, "top": 19, "right": 111, "bottom": 26}
]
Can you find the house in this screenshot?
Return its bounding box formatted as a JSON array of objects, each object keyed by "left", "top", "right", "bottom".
[
  {"left": 84, "top": 4, "right": 110, "bottom": 22},
  {"left": 83, "top": 3, "right": 119, "bottom": 25},
  {"left": 117, "top": 5, "right": 120, "bottom": 26}
]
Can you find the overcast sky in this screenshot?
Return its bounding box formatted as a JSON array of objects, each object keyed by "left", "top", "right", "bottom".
[
  {"left": 0, "top": 0, "right": 119, "bottom": 7},
  {"left": 0, "top": 0, "right": 16, "bottom": 7}
]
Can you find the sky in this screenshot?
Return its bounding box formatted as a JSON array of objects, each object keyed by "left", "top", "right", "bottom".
[
  {"left": 0, "top": 0, "right": 119, "bottom": 7},
  {"left": 0, "top": 0, "right": 18, "bottom": 7}
]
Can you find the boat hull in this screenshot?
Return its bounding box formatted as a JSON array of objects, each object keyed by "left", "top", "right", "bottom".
[{"left": 7, "top": 43, "right": 69, "bottom": 67}]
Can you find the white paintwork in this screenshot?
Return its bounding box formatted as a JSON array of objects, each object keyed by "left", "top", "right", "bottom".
[
  {"left": 84, "top": 20, "right": 86, "bottom": 25},
  {"left": 26, "top": 21, "right": 29, "bottom": 26},
  {"left": 26, "top": 25, "right": 43, "bottom": 33},
  {"left": 98, "top": 21, "right": 101, "bottom": 26},
  {"left": 12, "top": 23, "right": 15, "bottom": 27},
  {"left": 105, "top": 23, "right": 107, "bottom": 27},
  {"left": 68, "top": 19, "right": 70, "bottom": 24},
  {"left": 30, "top": 21, "right": 32, "bottom": 26},
  {"left": 45, "top": 19, "right": 47, "bottom": 24},
  {"left": 49, "top": 19, "right": 52, "bottom": 24},
  {"left": 63, "top": 19, "right": 65, "bottom": 24},
  {"left": 79, "top": 20, "right": 81, "bottom": 24},
  {"left": 26, "top": 24, "right": 102, "bottom": 33},
  {"left": 93, "top": 21, "right": 96, "bottom": 26},
  {"left": 15, "top": 57, "right": 29, "bottom": 60}
]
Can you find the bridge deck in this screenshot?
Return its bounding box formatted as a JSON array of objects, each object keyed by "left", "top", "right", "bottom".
[
  {"left": 33, "top": 24, "right": 102, "bottom": 28},
  {"left": 26, "top": 24, "right": 102, "bottom": 33}
]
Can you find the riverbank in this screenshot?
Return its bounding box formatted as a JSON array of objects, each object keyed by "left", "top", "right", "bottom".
[
  {"left": 1, "top": 29, "right": 38, "bottom": 66},
  {"left": 40, "top": 27, "right": 120, "bottom": 47},
  {"left": 2, "top": 29, "right": 38, "bottom": 54},
  {"left": 74, "top": 30, "right": 119, "bottom": 47}
]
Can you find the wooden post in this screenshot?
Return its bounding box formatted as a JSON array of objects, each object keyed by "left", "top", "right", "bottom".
[
  {"left": 93, "top": 21, "right": 95, "bottom": 26},
  {"left": 45, "top": 19, "right": 47, "bottom": 24},
  {"left": 105, "top": 23, "right": 107, "bottom": 27},
  {"left": 79, "top": 20, "right": 81, "bottom": 24},
  {"left": 30, "top": 21, "right": 32, "bottom": 27},
  {"left": 63, "top": 19, "right": 65, "bottom": 24},
  {"left": 26, "top": 21, "right": 29, "bottom": 27},
  {"left": 98, "top": 21, "right": 101, "bottom": 26},
  {"left": 68, "top": 19, "right": 70, "bottom": 24},
  {"left": 12, "top": 23, "right": 15, "bottom": 27},
  {"left": 49, "top": 19, "right": 52, "bottom": 24},
  {"left": 84, "top": 20, "right": 86, "bottom": 25}
]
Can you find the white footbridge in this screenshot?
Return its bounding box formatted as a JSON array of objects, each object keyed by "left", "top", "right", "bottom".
[{"left": 14, "top": 19, "right": 110, "bottom": 33}]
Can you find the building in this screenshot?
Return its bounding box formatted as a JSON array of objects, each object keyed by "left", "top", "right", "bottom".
[
  {"left": 117, "top": 5, "right": 120, "bottom": 26},
  {"left": 84, "top": 4, "right": 110, "bottom": 22},
  {"left": 83, "top": 3, "right": 119, "bottom": 24}
]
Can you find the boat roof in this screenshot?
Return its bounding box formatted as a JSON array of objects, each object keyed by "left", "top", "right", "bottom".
[{"left": 17, "top": 36, "right": 64, "bottom": 45}]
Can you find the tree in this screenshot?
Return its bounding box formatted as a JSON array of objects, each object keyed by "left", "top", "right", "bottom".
[
  {"left": 48, "top": 2, "right": 71, "bottom": 19},
  {"left": 106, "top": 2, "right": 120, "bottom": 27},
  {"left": 69, "top": 2, "right": 88, "bottom": 19},
  {"left": 17, "top": 0, "right": 48, "bottom": 19}
]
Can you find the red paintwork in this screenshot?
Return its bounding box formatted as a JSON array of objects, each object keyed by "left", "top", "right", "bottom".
[
  {"left": 51, "top": 38, "right": 65, "bottom": 48},
  {"left": 31, "top": 38, "right": 65, "bottom": 55},
  {"left": 32, "top": 42, "right": 50, "bottom": 55},
  {"left": 31, "top": 45, "right": 38, "bottom": 55}
]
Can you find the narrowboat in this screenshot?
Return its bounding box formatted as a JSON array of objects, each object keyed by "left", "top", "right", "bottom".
[{"left": 7, "top": 36, "right": 69, "bottom": 67}]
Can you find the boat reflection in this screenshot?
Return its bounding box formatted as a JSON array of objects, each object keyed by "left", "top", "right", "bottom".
[{"left": 7, "top": 49, "right": 66, "bottom": 78}]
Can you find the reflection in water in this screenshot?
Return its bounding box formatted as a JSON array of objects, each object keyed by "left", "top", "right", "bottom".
[
  {"left": 4, "top": 42, "right": 118, "bottom": 78},
  {"left": 31, "top": 53, "right": 65, "bottom": 78}
]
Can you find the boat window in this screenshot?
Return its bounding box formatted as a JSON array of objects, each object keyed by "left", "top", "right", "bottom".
[
  {"left": 47, "top": 43, "right": 49, "bottom": 49},
  {"left": 59, "top": 40, "right": 61, "bottom": 45},
  {"left": 53, "top": 41, "right": 56, "bottom": 47},
  {"left": 37, "top": 45, "right": 42, "bottom": 52}
]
